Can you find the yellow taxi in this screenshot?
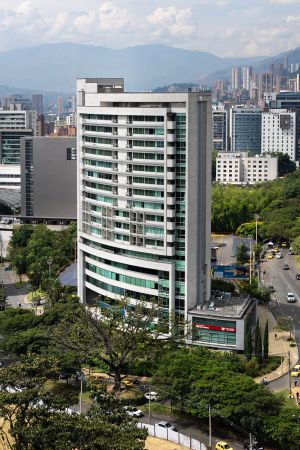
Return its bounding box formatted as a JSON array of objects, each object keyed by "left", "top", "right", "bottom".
[
  {"left": 216, "top": 441, "right": 233, "bottom": 450},
  {"left": 266, "top": 253, "right": 273, "bottom": 259},
  {"left": 291, "top": 364, "right": 300, "bottom": 377}
]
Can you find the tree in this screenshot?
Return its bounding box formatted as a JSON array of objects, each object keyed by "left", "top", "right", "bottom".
[
  {"left": 236, "top": 243, "right": 249, "bottom": 265},
  {"left": 277, "top": 153, "right": 297, "bottom": 177},
  {"left": 263, "top": 320, "right": 269, "bottom": 360},
  {"left": 291, "top": 235, "right": 300, "bottom": 254},
  {"left": 244, "top": 316, "right": 252, "bottom": 360},
  {"left": 0, "top": 354, "right": 147, "bottom": 450},
  {"left": 53, "top": 298, "right": 180, "bottom": 391},
  {"left": 254, "top": 319, "right": 262, "bottom": 363}
]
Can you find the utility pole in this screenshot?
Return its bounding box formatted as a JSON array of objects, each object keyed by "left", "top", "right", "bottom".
[
  {"left": 249, "top": 238, "right": 252, "bottom": 284},
  {"left": 148, "top": 385, "right": 151, "bottom": 425}
]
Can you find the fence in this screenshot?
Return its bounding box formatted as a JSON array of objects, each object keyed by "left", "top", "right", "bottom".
[{"left": 138, "top": 422, "right": 207, "bottom": 450}]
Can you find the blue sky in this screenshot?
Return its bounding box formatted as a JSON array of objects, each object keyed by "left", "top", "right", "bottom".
[{"left": 0, "top": 0, "right": 300, "bottom": 56}]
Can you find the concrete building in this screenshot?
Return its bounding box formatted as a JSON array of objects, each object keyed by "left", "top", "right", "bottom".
[
  {"left": 242, "top": 66, "right": 252, "bottom": 91},
  {"left": 57, "top": 96, "right": 63, "bottom": 116},
  {"left": 77, "top": 78, "right": 212, "bottom": 325},
  {"left": 20, "top": 137, "right": 77, "bottom": 223},
  {"left": 261, "top": 109, "right": 297, "bottom": 161},
  {"left": 212, "top": 108, "right": 228, "bottom": 151},
  {"left": 216, "top": 151, "right": 278, "bottom": 185},
  {"left": 0, "top": 164, "right": 21, "bottom": 190},
  {"left": 230, "top": 108, "right": 262, "bottom": 153},
  {"left": 273, "top": 92, "right": 300, "bottom": 160}
]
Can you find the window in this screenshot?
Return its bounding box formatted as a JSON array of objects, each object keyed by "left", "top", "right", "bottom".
[{"left": 67, "top": 147, "right": 77, "bottom": 160}]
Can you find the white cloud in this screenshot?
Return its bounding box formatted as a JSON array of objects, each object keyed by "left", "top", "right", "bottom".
[{"left": 268, "top": 0, "right": 300, "bottom": 4}]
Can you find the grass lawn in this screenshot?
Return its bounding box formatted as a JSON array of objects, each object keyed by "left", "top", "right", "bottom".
[
  {"left": 274, "top": 390, "right": 297, "bottom": 409},
  {"left": 27, "top": 288, "right": 46, "bottom": 302},
  {"left": 295, "top": 256, "right": 300, "bottom": 271},
  {"left": 145, "top": 437, "right": 188, "bottom": 450}
]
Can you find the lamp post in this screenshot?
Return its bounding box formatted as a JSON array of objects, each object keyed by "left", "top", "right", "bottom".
[{"left": 47, "top": 258, "right": 53, "bottom": 278}]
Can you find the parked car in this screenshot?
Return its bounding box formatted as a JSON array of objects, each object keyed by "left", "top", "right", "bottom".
[
  {"left": 266, "top": 285, "right": 276, "bottom": 292},
  {"left": 157, "top": 421, "right": 177, "bottom": 432},
  {"left": 144, "top": 391, "right": 159, "bottom": 401},
  {"left": 123, "top": 380, "right": 134, "bottom": 387},
  {"left": 216, "top": 441, "right": 233, "bottom": 450},
  {"left": 287, "top": 292, "right": 296, "bottom": 303},
  {"left": 291, "top": 364, "right": 300, "bottom": 377},
  {"left": 266, "top": 253, "right": 273, "bottom": 259},
  {"left": 296, "top": 273, "right": 300, "bottom": 280},
  {"left": 275, "top": 252, "right": 283, "bottom": 259},
  {"left": 283, "top": 263, "right": 290, "bottom": 270},
  {"left": 281, "top": 242, "right": 288, "bottom": 247},
  {"left": 124, "top": 406, "right": 144, "bottom": 418}
]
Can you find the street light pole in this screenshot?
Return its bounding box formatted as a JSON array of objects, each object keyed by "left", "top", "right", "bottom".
[
  {"left": 208, "top": 403, "right": 212, "bottom": 450},
  {"left": 148, "top": 385, "right": 151, "bottom": 425},
  {"left": 249, "top": 238, "right": 252, "bottom": 284},
  {"left": 254, "top": 214, "right": 259, "bottom": 246}
]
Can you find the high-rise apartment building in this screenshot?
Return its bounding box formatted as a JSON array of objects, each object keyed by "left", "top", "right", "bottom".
[
  {"left": 231, "top": 67, "right": 242, "bottom": 91},
  {"left": 258, "top": 73, "right": 273, "bottom": 102},
  {"left": 32, "top": 94, "right": 43, "bottom": 115},
  {"left": 57, "top": 96, "right": 63, "bottom": 116},
  {"left": 77, "top": 78, "right": 212, "bottom": 324},
  {"left": 242, "top": 66, "right": 252, "bottom": 91},
  {"left": 273, "top": 92, "right": 300, "bottom": 160},
  {"left": 230, "top": 108, "right": 262, "bottom": 153}
]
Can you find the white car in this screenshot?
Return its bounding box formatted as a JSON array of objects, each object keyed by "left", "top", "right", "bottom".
[
  {"left": 157, "top": 421, "right": 177, "bottom": 431},
  {"left": 144, "top": 391, "right": 159, "bottom": 401},
  {"left": 275, "top": 252, "right": 283, "bottom": 259},
  {"left": 124, "top": 406, "right": 144, "bottom": 418},
  {"left": 287, "top": 292, "right": 297, "bottom": 303}
]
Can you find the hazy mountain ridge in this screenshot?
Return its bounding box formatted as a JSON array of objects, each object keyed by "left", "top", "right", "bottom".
[{"left": 0, "top": 43, "right": 266, "bottom": 92}]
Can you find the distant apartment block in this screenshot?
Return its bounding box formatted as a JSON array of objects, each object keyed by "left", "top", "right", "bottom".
[
  {"left": 261, "top": 109, "right": 296, "bottom": 161},
  {"left": 212, "top": 108, "right": 228, "bottom": 151},
  {"left": 230, "top": 108, "right": 262, "bottom": 153},
  {"left": 216, "top": 152, "right": 278, "bottom": 185},
  {"left": 20, "top": 137, "right": 77, "bottom": 224},
  {"left": 32, "top": 94, "right": 43, "bottom": 115}
]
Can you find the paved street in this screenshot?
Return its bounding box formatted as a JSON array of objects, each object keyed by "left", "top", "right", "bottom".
[{"left": 0, "top": 263, "right": 30, "bottom": 308}]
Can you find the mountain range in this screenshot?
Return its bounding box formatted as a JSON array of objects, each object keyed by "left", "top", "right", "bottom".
[{"left": 0, "top": 42, "right": 299, "bottom": 94}]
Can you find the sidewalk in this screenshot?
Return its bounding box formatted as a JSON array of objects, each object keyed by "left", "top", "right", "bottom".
[{"left": 256, "top": 304, "right": 299, "bottom": 383}]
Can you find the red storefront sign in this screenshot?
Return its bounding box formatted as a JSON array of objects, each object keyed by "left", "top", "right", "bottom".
[{"left": 193, "top": 323, "right": 236, "bottom": 333}]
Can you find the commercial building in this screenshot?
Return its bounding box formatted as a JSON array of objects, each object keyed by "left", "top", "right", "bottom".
[
  {"left": 188, "top": 293, "right": 255, "bottom": 351},
  {"left": 0, "top": 164, "right": 20, "bottom": 190},
  {"left": 77, "top": 78, "right": 212, "bottom": 325},
  {"left": 212, "top": 108, "right": 228, "bottom": 151},
  {"left": 231, "top": 67, "right": 242, "bottom": 91},
  {"left": 20, "top": 137, "right": 77, "bottom": 224},
  {"left": 261, "top": 109, "right": 297, "bottom": 161},
  {"left": 230, "top": 108, "right": 262, "bottom": 153},
  {"left": 216, "top": 151, "right": 278, "bottom": 185}
]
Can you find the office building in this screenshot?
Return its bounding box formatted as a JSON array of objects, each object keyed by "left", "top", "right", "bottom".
[
  {"left": 20, "top": 137, "right": 77, "bottom": 223},
  {"left": 2, "top": 95, "right": 31, "bottom": 111},
  {"left": 274, "top": 91, "right": 300, "bottom": 160},
  {"left": 0, "top": 164, "right": 21, "bottom": 190},
  {"left": 216, "top": 152, "right": 278, "bottom": 185},
  {"left": 77, "top": 78, "right": 212, "bottom": 325},
  {"left": 230, "top": 108, "right": 262, "bottom": 153},
  {"left": 258, "top": 73, "right": 273, "bottom": 102},
  {"left": 212, "top": 108, "right": 228, "bottom": 151},
  {"left": 32, "top": 94, "right": 43, "bottom": 115},
  {"left": 261, "top": 109, "right": 296, "bottom": 161}
]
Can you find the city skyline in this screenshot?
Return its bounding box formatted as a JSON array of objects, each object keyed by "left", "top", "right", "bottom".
[{"left": 0, "top": 0, "right": 300, "bottom": 57}]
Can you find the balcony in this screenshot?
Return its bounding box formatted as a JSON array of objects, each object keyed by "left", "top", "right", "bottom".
[{"left": 167, "top": 134, "right": 176, "bottom": 142}]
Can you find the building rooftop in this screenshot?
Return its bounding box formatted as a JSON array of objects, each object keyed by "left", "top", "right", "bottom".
[{"left": 189, "top": 293, "right": 252, "bottom": 319}]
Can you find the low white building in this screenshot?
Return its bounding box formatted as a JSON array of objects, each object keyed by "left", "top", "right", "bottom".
[
  {"left": 261, "top": 109, "right": 296, "bottom": 161},
  {"left": 216, "top": 152, "right": 278, "bottom": 185},
  {"left": 0, "top": 164, "right": 20, "bottom": 190}
]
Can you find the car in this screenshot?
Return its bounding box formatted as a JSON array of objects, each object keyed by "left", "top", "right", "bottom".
[
  {"left": 144, "top": 391, "right": 159, "bottom": 401},
  {"left": 281, "top": 242, "right": 288, "bottom": 247},
  {"left": 275, "top": 252, "right": 283, "bottom": 259},
  {"left": 266, "top": 253, "right": 273, "bottom": 259},
  {"left": 283, "top": 263, "right": 290, "bottom": 270},
  {"left": 157, "top": 421, "right": 177, "bottom": 432},
  {"left": 123, "top": 380, "right": 134, "bottom": 387},
  {"left": 266, "top": 285, "right": 276, "bottom": 293},
  {"left": 124, "top": 406, "right": 144, "bottom": 418},
  {"left": 288, "top": 249, "right": 294, "bottom": 255},
  {"left": 287, "top": 292, "right": 296, "bottom": 303},
  {"left": 215, "top": 441, "right": 233, "bottom": 450},
  {"left": 291, "top": 364, "right": 300, "bottom": 377},
  {"left": 296, "top": 273, "right": 300, "bottom": 280}
]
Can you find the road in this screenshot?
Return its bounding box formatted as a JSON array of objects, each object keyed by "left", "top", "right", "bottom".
[{"left": 0, "top": 263, "right": 29, "bottom": 308}]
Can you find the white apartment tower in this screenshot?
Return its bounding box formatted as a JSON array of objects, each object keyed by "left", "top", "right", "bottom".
[
  {"left": 77, "top": 78, "right": 212, "bottom": 324},
  {"left": 261, "top": 109, "right": 296, "bottom": 161}
]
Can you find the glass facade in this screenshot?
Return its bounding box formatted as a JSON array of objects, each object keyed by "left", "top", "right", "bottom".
[{"left": 192, "top": 317, "right": 237, "bottom": 346}]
